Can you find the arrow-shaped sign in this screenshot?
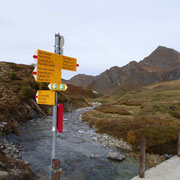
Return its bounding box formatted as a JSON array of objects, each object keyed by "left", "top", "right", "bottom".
[
  {"left": 48, "top": 83, "right": 68, "bottom": 91},
  {"left": 32, "top": 66, "right": 37, "bottom": 80},
  {"left": 35, "top": 90, "right": 55, "bottom": 105},
  {"left": 35, "top": 91, "right": 38, "bottom": 103}
]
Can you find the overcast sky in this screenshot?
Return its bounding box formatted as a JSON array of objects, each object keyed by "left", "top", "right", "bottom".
[{"left": 0, "top": 0, "right": 180, "bottom": 79}]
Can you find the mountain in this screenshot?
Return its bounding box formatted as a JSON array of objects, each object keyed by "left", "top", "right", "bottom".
[
  {"left": 67, "top": 74, "right": 95, "bottom": 89},
  {"left": 67, "top": 46, "right": 180, "bottom": 94}
]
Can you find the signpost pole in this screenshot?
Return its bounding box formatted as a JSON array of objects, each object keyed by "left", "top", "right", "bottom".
[
  {"left": 51, "top": 32, "right": 61, "bottom": 179},
  {"left": 33, "top": 33, "right": 77, "bottom": 180}
]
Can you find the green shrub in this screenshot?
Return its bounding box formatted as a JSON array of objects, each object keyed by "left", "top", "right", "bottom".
[
  {"left": 9, "top": 72, "right": 17, "bottom": 80},
  {"left": 21, "top": 85, "right": 36, "bottom": 99},
  {"left": 29, "top": 80, "right": 39, "bottom": 90}
]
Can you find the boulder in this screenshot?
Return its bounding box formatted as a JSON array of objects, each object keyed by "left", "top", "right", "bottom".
[
  {"left": 0, "top": 171, "right": 9, "bottom": 179},
  {"left": 108, "top": 151, "right": 125, "bottom": 161}
]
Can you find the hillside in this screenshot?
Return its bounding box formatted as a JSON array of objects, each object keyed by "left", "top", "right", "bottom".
[
  {"left": 0, "top": 61, "right": 97, "bottom": 179},
  {"left": 67, "top": 46, "right": 180, "bottom": 94},
  {"left": 67, "top": 74, "right": 95, "bottom": 89},
  {"left": 0, "top": 61, "right": 96, "bottom": 135},
  {"left": 82, "top": 79, "right": 180, "bottom": 155}
]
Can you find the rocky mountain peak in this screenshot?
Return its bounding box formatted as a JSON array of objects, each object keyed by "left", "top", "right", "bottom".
[
  {"left": 67, "top": 46, "right": 180, "bottom": 94},
  {"left": 141, "top": 46, "right": 180, "bottom": 69}
]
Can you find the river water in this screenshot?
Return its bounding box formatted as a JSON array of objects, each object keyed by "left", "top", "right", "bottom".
[{"left": 17, "top": 107, "right": 139, "bottom": 180}]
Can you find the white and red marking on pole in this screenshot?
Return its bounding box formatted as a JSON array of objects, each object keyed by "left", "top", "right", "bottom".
[
  {"left": 35, "top": 91, "right": 38, "bottom": 103},
  {"left": 32, "top": 66, "right": 37, "bottom": 80},
  {"left": 33, "top": 55, "right": 37, "bottom": 59},
  {"left": 32, "top": 52, "right": 37, "bottom": 80},
  {"left": 57, "top": 104, "right": 63, "bottom": 133}
]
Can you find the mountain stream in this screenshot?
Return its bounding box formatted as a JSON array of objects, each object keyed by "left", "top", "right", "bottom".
[{"left": 17, "top": 107, "right": 139, "bottom": 180}]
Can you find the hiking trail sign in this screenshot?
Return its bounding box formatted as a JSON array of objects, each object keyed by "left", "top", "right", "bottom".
[
  {"left": 33, "top": 49, "right": 78, "bottom": 105},
  {"left": 32, "top": 32, "right": 79, "bottom": 180},
  {"left": 32, "top": 33, "right": 79, "bottom": 178},
  {"left": 48, "top": 83, "right": 68, "bottom": 91},
  {"left": 33, "top": 49, "right": 77, "bottom": 83},
  {"left": 35, "top": 90, "right": 55, "bottom": 105}
]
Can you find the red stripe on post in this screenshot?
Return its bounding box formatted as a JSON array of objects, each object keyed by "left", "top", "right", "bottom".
[
  {"left": 32, "top": 72, "right": 37, "bottom": 75},
  {"left": 76, "top": 64, "right": 79, "bottom": 67},
  {"left": 33, "top": 55, "right": 37, "bottom": 59},
  {"left": 57, "top": 104, "right": 63, "bottom": 133},
  {"left": 35, "top": 96, "right": 38, "bottom": 98}
]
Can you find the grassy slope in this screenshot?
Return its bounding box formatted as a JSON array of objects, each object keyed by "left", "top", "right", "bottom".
[
  {"left": 82, "top": 79, "right": 180, "bottom": 154},
  {"left": 0, "top": 62, "right": 97, "bottom": 134}
]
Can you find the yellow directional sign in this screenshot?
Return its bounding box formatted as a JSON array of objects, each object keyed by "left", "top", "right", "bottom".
[
  {"left": 37, "top": 50, "right": 62, "bottom": 83},
  {"left": 37, "top": 49, "right": 61, "bottom": 68},
  {"left": 36, "top": 66, "right": 61, "bottom": 83},
  {"left": 36, "top": 49, "right": 77, "bottom": 83},
  {"left": 36, "top": 90, "right": 55, "bottom": 105},
  {"left": 61, "top": 55, "right": 77, "bottom": 71}
]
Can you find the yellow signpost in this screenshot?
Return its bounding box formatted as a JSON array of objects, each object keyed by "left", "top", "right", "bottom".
[
  {"left": 38, "top": 50, "right": 77, "bottom": 70},
  {"left": 37, "top": 50, "right": 62, "bottom": 83},
  {"left": 33, "top": 33, "right": 79, "bottom": 178},
  {"left": 36, "top": 49, "right": 77, "bottom": 83},
  {"left": 34, "top": 49, "right": 78, "bottom": 104},
  {"left": 61, "top": 55, "right": 77, "bottom": 71},
  {"left": 37, "top": 49, "right": 62, "bottom": 68},
  {"left": 36, "top": 66, "right": 62, "bottom": 83},
  {"left": 36, "top": 90, "right": 55, "bottom": 105}
]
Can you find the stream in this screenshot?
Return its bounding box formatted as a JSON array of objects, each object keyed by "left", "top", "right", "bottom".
[{"left": 17, "top": 107, "right": 139, "bottom": 180}]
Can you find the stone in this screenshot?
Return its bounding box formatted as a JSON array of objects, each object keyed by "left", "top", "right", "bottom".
[
  {"left": 78, "top": 130, "right": 85, "bottom": 134},
  {"left": 23, "top": 160, "right": 30, "bottom": 165},
  {"left": 108, "top": 151, "right": 125, "bottom": 161},
  {"left": 163, "top": 154, "right": 173, "bottom": 160},
  {"left": 93, "top": 133, "right": 132, "bottom": 151},
  {"left": 89, "top": 154, "right": 100, "bottom": 158},
  {"left": 0, "top": 162, "right": 5, "bottom": 168},
  {"left": 0, "top": 171, "right": 9, "bottom": 179}
]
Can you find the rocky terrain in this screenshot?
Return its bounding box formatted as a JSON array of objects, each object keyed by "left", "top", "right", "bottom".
[
  {"left": 0, "top": 61, "right": 97, "bottom": 179},
  {"left": 67, "top": 46, "right": 180, "bottom": 94}
]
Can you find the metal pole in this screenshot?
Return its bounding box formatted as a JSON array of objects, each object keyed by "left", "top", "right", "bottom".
[
  {"left": 139, "top": 137, "right": 146, "bottom": 178},
  {"left": 52, "top": 92, "right": 58, "bottom": 159},
  {"left": 55, "top": 32, "right": 61, "bottom": 54},
  {"left": 51, "top": 32, "right": 61, "bottom": 160},
  {"left": 50, "top": 32, "right": 61, "bottom": 180}
]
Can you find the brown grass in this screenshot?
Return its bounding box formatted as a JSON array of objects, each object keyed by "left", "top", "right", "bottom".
[
  {"left": 94, "top": 104, "right": 131, "bottom": 115},
  {"left": 171, "top": 110, "right": 180, "bottom": 119},
  {"left": 82, "top": 79, "right": 180, "bottom": 154}
]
